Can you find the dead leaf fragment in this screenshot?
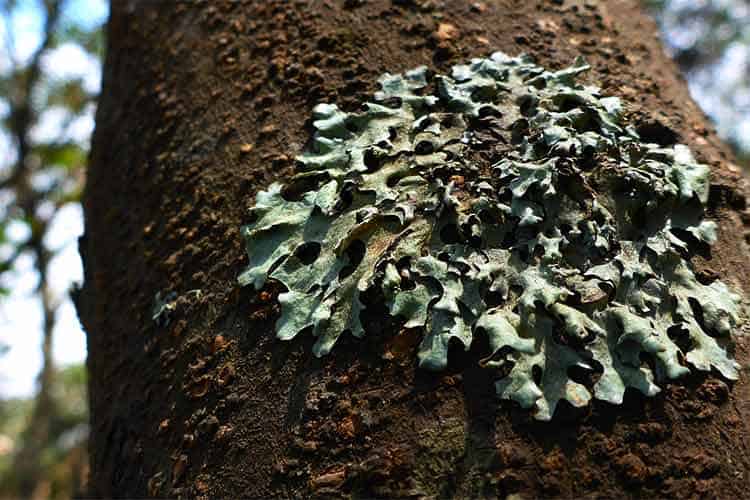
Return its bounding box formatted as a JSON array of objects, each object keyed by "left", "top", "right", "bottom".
[
  {"left": 218, "top": 363, "right": 235, "bottom": 387},
  {"left": 471, "top": 2, "right": 487, "bottom": 13},
  {"left": 157, "top": 419, "right": 170, "bottom": 434},
  {"left": 436, "top": 23, "right": 459, "bottom": 42},
  {"left": 172, "top": 454, "right": 188, "bottom": 485},
  {"left": 311, "top": 469, "right": 346, "bottom": 489},
  {"left": 188, "top": 375, "right": 210, "bottom": 399},
  {"left": 260, "top": 124, "right": 277, "bottom": 136},
  {"left": 212, "top": 334, "right": 227, "bottom": 353},
  {"left": 338, "top": 416, "right": 356, "bottom": 439},
  {"left": 148, "top": 472, "right": 164, "bottom": 496}
]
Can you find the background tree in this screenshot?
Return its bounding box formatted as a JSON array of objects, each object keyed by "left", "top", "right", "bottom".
[
  {"left": 0, "top": 0, "right": 103, "bottom": 497},
  {"left": 647, "top": 0, "right": 750, "bottom": 162},
  {"left": 80, "top": 1, "right": 750, "bottom": 498}
]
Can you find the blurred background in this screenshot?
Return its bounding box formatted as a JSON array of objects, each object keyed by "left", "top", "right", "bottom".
[
  {"left": 0, "top": 0, "right": 747, "bottom": 498},
  {"left": 0, "top": 0, "right": 104, "bottom": 497},
  {"left": 646, "top": 0, "right": 750, "bottom": 163}
]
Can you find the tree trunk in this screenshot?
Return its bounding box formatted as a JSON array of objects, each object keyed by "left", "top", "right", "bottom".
[{"left": 79, "top": 0, "right": 750, "bottom": 497}]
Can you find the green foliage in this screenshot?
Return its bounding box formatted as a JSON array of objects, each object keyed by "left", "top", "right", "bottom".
[
  {"left": 0, "top": 364, "right": 88, "bottom": 498},
  {"left": 240, "top": 53, "right": 743, "bottom": 420},
  {"left": 56, "top": 23, "right": 105, "bottom": 59}
]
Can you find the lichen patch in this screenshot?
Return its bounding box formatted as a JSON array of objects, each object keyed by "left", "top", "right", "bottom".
[{"left": 238, "top": 52, "right": 742, "bottom": 420}]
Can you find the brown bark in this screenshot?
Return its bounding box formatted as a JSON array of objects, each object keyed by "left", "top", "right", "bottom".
[{"left": 80, "top": 0, "right": 750, "bottom": 497}]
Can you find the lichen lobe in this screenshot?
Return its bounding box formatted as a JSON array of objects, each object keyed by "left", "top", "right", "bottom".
[{"left": 239, "top": 51, "right": 742, "bottom": 420}]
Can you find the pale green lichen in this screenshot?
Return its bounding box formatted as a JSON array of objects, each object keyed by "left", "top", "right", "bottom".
[{"left": 238, "top": 52, "right": 743, "bottom": 420}]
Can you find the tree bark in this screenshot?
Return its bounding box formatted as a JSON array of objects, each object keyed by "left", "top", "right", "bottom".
[{"left": 80, "top": 0, "right": 750, "bottom": 497}]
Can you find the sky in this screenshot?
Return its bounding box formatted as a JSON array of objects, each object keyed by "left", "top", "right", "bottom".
[{"left": 0, "top": 0, "right": 108, "bottom": 398}]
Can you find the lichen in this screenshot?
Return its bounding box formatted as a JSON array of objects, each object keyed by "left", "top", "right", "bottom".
[{"left": 238, "top": 52, "right": 743, "bottom": 420}]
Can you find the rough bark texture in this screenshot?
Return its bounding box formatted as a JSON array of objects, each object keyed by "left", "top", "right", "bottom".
[{"left": 80, "top": 0, "right": 750, "bottom": 497}]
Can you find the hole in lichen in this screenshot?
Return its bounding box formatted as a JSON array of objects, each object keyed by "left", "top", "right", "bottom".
[
  {"left": 532, "top": 365, "right": 543, "bottom": 385},
  {"left": 471, "top": 87, "right": 495, "bottom": 103},
  {"left": 500, "top": 230, "right": 517, "bottom": 250},
  {"left": 440, "top": 223, "right": 462, "bottom": 244},
  {"left": 567, "top": 364, "right": 593, "bottom": 386},
  {"left": 695, "top": 270, "right": 718, "bottom": 286},
  {"left": 338, "top": 240, "right": 366, "bottom": 280},
  {"left": 345, "top": 120, "right": 360, "bottom": 134},
  {"left": 440, "top": 114, "right": 455, "bottom": 128},
  {"left": 592, "top": 210, "right": 607, "bottom": 227},
  {"left": 295, "top": 242, "right": 321, "bottom": 265},
  {"left": 574, "top": 109, "right": 601, "bottom": 134},
  {"left": 529, "top": 77, "right": 547, "bottom": 90},
  {"left": 380, "top": 96, "right": 402, "bottom": 108},
  {"left": 509, "top": 284, "right": 524, "bottom": 302},
  {"left": 517, "top": 246, "right": 531, "bottom": 263},
  {"left": 446, "top": 336, "right": 473, "bottom": 371},
  {"left": 478, "top": 106, "right": 502, "bottom": 118},
  {"left": 687, "top": 296, "right": 719, "bottom": 338},
  {"left": 415, "top": 140, "right": 434, "bottom": 155},
  {"left": 467, "top": 233, "right": 482, "bottom": 248},
  {"left": 334, "top": 185, "right": 354, "bottom": 212},
  {"left": 359, "top": 284, "right": 386, "bottom": 313},
  {"left": 667, "top": 324, "right": 694, "bottom": 353},
  {"left": 415, "top": 116, "right": 433, "bottom": 132},
  {"left": 483, "top": 291, "right": 505, "bottom": 308},
  {"left": 282, "top": 173, "right": 329, "bottom": 201},
  {"left": 386, "top": 171, "right": 410, "bottom": 187},
  {"left": 532, "top": 244, "right": 545, "bottom": 260},
  {"left": 554, "top": 94, "right": 583, "bottom": 113},
  {"left": 564, "top": 290, "right": 583, "bottom": 308},
  {"left": 580, "top": 144, "right": 597, "bottom": 169},
  {"left": 363, "top": 148, "right": 383, "bottom": 172},
  {"left": 517, "top": 94, "right": 538, "bottom": 117},
  {"left": 638, "top": 351, "right": 659, "bottom": 376},
  {"left": 477, "top": 209, "right": 498, "bottom": 225},
  {"left": 635, "top": 120, "right": 679, "bottom": 147},
  {"left": 511, "top": 118, "right": 530, "bottom": 143},
  {"left": 598, "top": 282, "right": 614, "bottom": 302},
  {"left": 454, "top": 261, "right": 472, "bottom": 275},
  {"left": 670, "top": 228, "right": 712, "bottom": 259},
  {"left": 484, "top": 343, "right": 514, "bottom": 362}
]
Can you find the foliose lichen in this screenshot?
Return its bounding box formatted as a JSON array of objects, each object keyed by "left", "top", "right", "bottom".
[{"left": 238, "top": 52, "right": 743, "bottom": 420}]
